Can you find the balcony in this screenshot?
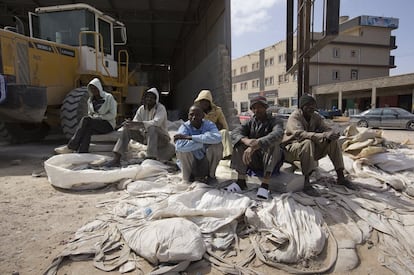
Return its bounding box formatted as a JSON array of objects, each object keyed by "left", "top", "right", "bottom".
[
  {"left": 389, "top": 55, "right": 396, "bottom": 68},
  {"left": 390, "top": 36, "right": 397, "bottom": 49}
]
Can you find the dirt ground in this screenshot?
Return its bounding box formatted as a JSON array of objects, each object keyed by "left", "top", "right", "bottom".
[{"left": 0, "top": 129, "right": 413, "bottom": 275}]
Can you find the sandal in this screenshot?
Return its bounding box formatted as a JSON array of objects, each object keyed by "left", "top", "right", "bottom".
[
  {"left": 224, "top": 182, "right": 242, "bottom": 193},
  {"left": 256, "top": 187, "right": 270, "bottom": 200}
]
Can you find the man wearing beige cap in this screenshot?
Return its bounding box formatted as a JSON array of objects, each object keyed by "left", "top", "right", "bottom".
[{"left": 225, "top": 96, "right": 284, "bottom": 200}]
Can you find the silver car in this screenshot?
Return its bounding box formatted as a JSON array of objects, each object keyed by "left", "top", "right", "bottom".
[{"left": 349, "top": 107, "right": 414, "bottom": 130}]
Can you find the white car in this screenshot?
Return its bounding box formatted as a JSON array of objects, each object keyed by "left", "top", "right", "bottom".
[{"left": 349, "top": 107, "right": 414, "bottom": 130}]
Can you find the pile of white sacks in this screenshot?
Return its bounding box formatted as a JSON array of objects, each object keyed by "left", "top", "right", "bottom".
[{"left": 44, "top": 125, "right": 414, "bottom": 275}]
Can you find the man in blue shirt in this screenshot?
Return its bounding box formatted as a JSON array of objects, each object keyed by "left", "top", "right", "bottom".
[{"left": 174, "top": 105, "right": 223, "bottom": 183}]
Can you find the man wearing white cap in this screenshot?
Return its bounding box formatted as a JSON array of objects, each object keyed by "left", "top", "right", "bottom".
[{"left": 104, "top": 87, "right": 174, "bottom": 166}]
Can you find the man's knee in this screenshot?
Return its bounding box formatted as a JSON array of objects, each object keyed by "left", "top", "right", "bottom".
[
  {"left": 299, "top": 140, "right": 314, "bottom": 155},
  {"left": 80, "top": 116, "right": 92, "bottom": 126},
  {"left": 207, "top": 143, "right": 223, "bottom": 152},
  {"left": 146, "top": 125, "right": 157, "bottom": 135}
]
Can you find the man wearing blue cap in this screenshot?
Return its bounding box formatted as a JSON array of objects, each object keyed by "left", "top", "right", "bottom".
[{"left": 225, "top": 96, "right": 284, "bottom": 200}]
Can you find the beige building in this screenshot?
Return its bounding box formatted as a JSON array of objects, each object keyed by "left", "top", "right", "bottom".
[{"left": 232, "top": 15, "right": 403, "bottom": 113}]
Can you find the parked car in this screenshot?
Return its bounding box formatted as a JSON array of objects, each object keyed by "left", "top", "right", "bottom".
[
  {"left": 349, "top": 107, "right": 414, "bottom": 130},
  {"left": 318, "top": 109, "right": 342, "bottom": 119},
  {"left": 276, "top": 107, "right": 296, "bottom": 119},
  {"left": 238, "top": 111, "right": 252, "bottom": 124}
]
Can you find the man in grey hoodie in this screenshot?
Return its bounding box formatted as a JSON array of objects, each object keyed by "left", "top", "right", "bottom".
[
  {"left": 104, "top": 87, "right": 175, "bottom": 166},
  {"left": 55, "top": 78, "right": 117, "bottom": 153}
]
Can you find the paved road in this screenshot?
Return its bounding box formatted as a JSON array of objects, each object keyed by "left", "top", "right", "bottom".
[
  {"left": 381, "top": 129, "right": 414, "bottom": 144},
  {"left": 0, "top": 128, "right": 413, "bottom": 166}
]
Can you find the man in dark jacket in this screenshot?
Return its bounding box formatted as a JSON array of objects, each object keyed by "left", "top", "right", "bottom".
[{"left": 225, "top": 96, "right": 284, "bottom": 199}]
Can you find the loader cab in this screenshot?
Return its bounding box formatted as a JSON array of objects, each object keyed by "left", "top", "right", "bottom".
[{"left": 29, "top": 3, "right": 127, "bottom": 78}]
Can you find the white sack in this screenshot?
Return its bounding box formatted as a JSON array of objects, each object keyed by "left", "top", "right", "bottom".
[
  {"left": 246, "top": 194, "right": 327, "bottom": 263},
  {"left": 44, "top": 154, "right": 166, "bottom": 190},
  {"left": 151, "top": 184, "right": 252, "bottom": 233},
  {"left": 364, "top": 150, "right": 414, "bottom": 173},
  {"left": 120, "top": 217, "right": 205, "bottom": 265}
]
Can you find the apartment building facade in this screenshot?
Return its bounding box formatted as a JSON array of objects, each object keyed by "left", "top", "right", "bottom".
[{"left": 232, "top": 15, "right": 401, "bottom": 114}]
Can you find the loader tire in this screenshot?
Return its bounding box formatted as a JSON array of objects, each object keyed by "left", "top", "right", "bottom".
[
  {"left": 0, "top": 122, "right": 11, "bottom": 142},
  {"left": 60, "top": 87, "right": 89, "bottom": 139}
]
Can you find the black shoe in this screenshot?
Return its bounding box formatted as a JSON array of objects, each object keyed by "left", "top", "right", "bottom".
[
  {"left": 207, "top": 176, "right": 218, "bottom": 185},
  {"left": 303, "top": 185, "right": 320, "bottom": 197},
  {"left": 144, "top": 156, "right": 157, "bottom": 160},
  {"left": 338, "top": 178, "right": 358, "bottom": 190},
  {"left": 194, "top": 176, "right": 208, "bottom": 183},
  {"left": 102, "top": 159, "right": 121, "bottom": 168}
]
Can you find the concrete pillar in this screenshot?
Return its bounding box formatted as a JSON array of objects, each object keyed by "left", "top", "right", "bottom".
[
  {"left": 338, "top": 90, "right": 343, "bottom": 111},
  {"left": 371, "top": 86, "right": 377, "bottom": 109},
  {"left": 412, "top": 89, "right": 414, "bottom": 113}
]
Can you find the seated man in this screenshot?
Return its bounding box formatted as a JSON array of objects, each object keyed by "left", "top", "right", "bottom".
[
  {"left": 55, "top": 78, "right": 116, "bottom": 154},
  {"left": 226, "top": 96, "right": 284, "bottom": 200},
  {"left": 194, "top": 89, "right": 232, "bottom": 159},
  {"left": 174, "top": 105, "right": 223, "bottom": 183},
  {"left": 282, "top": 94, "right": 356, "bottom": 196},
  {"left": 105, "top": 87, "right": 175, "bottom": 166}
]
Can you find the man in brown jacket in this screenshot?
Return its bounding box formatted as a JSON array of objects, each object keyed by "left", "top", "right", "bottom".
[
  {"left": 194, "top": 89, "right": 232, "bottom": 159},
  {"left": 282, "top": 94, "right": 356, "bottom": 196}
]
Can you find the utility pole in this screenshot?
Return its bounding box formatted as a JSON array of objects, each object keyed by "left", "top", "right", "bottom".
[{"left": 286, "top": 0, "right": 340, "bottom": 102}]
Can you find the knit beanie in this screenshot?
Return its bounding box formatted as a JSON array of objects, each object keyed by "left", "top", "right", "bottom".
[
  {"left": 299, "top": 94, "right": 316, "bottom": 108},
  {"left": 250, "top": 96, "right": 269, "bottom": 110}
]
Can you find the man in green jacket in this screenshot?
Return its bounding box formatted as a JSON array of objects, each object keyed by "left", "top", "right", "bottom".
[{"left": 283, "top": 94, "right": 356, "bottom": 196}]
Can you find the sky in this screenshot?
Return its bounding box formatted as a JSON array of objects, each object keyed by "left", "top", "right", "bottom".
[{"left": 231, "top": 0, "right": 414, "bottom": 76}]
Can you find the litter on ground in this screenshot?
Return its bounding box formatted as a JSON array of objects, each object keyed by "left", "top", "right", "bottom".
[{"left": 44, "top": 125, "right": 414, "bottom": 274}]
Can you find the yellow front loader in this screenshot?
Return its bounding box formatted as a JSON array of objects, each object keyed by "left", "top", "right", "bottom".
[{"left": 0, "top": 3, "right": 130, "bottom": 142}]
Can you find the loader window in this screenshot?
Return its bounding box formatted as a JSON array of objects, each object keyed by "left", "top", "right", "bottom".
[
  {"left": 34, "top": 9, "right": 95, "bottom": 47},
  {"left": 98, "top": 18, "right": 111, "bottom": 55}
]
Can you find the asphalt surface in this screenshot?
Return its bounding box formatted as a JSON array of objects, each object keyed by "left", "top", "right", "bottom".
[{"left": 0, "top": 128, "right": 413, "bottom": 169}]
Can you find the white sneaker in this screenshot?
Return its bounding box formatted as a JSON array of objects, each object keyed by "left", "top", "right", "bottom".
[
  {"left": 257, "top": 187, "right": 270, "bottom": 200},
  {"left": 54, "top": 145, "right": 74, "bottom": 154},
  {"left": 224, "top": 182, "right": 242, "bottom": 193}
]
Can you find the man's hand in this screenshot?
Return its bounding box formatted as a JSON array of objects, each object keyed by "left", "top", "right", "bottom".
[
  {"left": 174, "top": 134, "right": 192, "bottom": 142},
  {"left": 242, "top": 147, "right": 256, "bottom": 165},
  {"left": 324, "top": 131, "right": 340, "bottom": 141},
  {"left": 241, "top": 138, "right": 260, "bottom": 149},
  {"left": 124, "top": 120, "right": 144, "bottom": 130}
]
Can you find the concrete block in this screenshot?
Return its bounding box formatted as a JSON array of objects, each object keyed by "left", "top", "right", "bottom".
[
  {"left": 91, "top": 131, "right": 122, "bottom": 142},
  {"left": 89, "top": 143, "right": 115, "bottom": 152},
  {"left": 269, "top": 172, "right": 304, "bottom": 193}
]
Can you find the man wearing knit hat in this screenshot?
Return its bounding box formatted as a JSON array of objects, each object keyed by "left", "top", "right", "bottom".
[
  {"left": 282, "top": 94, "right": 356, "bottom": 196},
  {"left": 225, "top": 95, "right": 284, "bottom": 200},
  {"left": 104, "top": 87, "right": 175, "bottom": 167}
]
